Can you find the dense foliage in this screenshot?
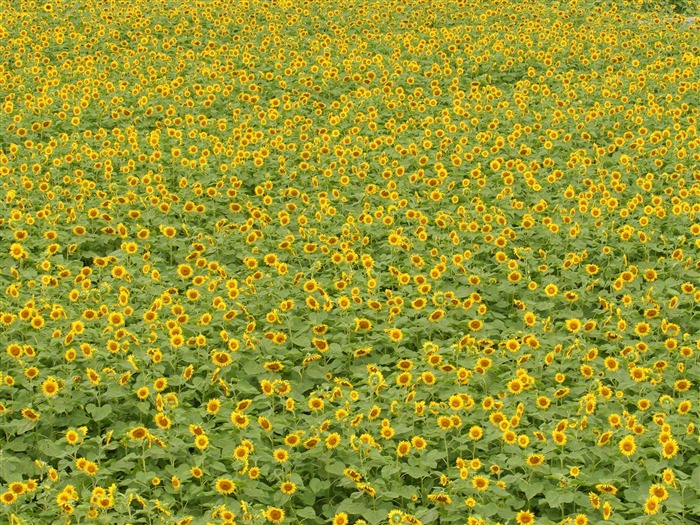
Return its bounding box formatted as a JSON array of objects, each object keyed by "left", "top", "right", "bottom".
[{"left": 0, "top": 0, "right": 699, "bottom": 523}]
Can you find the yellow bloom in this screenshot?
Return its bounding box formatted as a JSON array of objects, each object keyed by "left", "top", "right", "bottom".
[
  {"left": 263, "top": 507, "right": 285, "bottom": 523},
  {"left": 661, "top": 439, "right": 679, "bottom": 459},
  {"left": 214, "top": 478, "right": 236, "bottom": 495},
  {"left": 280, "top": 481, "right": 296, "bottom": 495},
  {"left": 515, "top": 510, "right": 535, "bottom": 525},
  {"left": 273, "top": 448, "right": 289, "bottom": 463},
  {"left": 619, "top": 435, "right": 636, "bottom": 457},
  {"left": 472, "top": 475, "right": 489, "bottom": 491}
]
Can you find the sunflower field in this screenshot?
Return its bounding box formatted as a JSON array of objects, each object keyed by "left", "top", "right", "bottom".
[{"left": 1, "top": 0, "right": 699, "bottom": 523}]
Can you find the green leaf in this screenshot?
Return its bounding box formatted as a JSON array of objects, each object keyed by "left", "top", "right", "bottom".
[
  {"left": 381, "top": 464, "right": 400, "bottom": 477},
  {"left": 336, "top": 498, "right": 366, "bottom": 514},
  {"left": 644, "top": 458, "right": 663, "bottom": 476},
  {"left": 324, "top": 461, "right": 346, "bottom": 476},
  {"left": 4, "top": 439, "right": 28, "bottom": 452},
  {"left": 38, "top": 438, "right": 62, "bottom": 457},
  {"left": 691, "top": 466, "right": 700, "bottom": 491},
  {"left": 86, "top": 403, "right": 112, "bottom": 421},
  {"left": 296, "top": 507, "right": 317, "bottom": 519},
  {"left": 545, "top": 489, "right": 575, "bottom": 507},
  {"left": 12, "top": 419, "right": 36, "bottom": 435},
  {"left": 416, "top": 508, "right": 440, "bottom": 523},
  {"left": 310, "top": 477, "right": 330, "bottom": 494},
  {"left": 524, "top": 481, "right": 544, "bottom": 500},
  {"left": 479, "top": 502, "right": 501, "bottom": 517},
  {"left": 363, "top": 508, "right": 389, "bottom": 525},
  {"left": 401, "top": 464, "right": 429, "bottom": 479}
]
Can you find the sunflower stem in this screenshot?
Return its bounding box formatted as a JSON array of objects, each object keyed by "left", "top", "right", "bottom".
[{"left": 444, "top": 433, "right": 450, "bottom": 469}]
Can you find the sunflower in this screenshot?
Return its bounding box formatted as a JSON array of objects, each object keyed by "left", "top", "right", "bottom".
[
  {"left": 354, "top": 318, "right": 372, "bottom": 331},
  {"left": 21, "top": 408, "right": 40, "bottom": 422},
  {"left": 84, "top": 462, "right": 98, "bottom": 476},
  {"left": 507, "top": 379, "right": 524, "bottom": 394},
  {"left": 421, "top": 371, "right": 436, "bottom": 385},
  {"left": 280, "top": 481, "right": 296, "bottom": 495},
  {"left": 427, "top": 493, "right": 452, "bottom": 504},
  {"left": 597, "top": 431, "right": 613, "bottom": 446},
  {"left": 284, "top": 434, "right": 301, "bottom": 447},
  {"left": 630, "top": 367, "right": 647, "bottom": 382},
  {"left": 273, "top": 449, "right": 289, "bottom": 463},
  {"left": 502, "top": 430, "right": 517, "bottom": 445},
  {"left": 231, "top": 412, "right": 250, "bottom": 429},
  {"left": 132, "top": 386, "right": 150, "bottom": 403},
  {"left": 263, "top": 360, "right": 284, "bottom": 372},
  {"left": 643, "top": 496, "right": 660, "bottom": 515},
  {"left": 155, "top": 413, "right": 172, "bottom": 430},
  {"left": 634, "top": 322, "right": 651, "bottom": 336},
  {"left": 595, "top": 484, "right": 618, "bottom": 495},
  {"left": 661, "top": 439, "right": 679, "bottom": 459},
  {"left": 211, "top": 351, "right": 232, "bottom": 367},
  {"left": 325, "top": 433, "right": 341, "bottom": 449},
  {"left": 381, "top": 426, "right": 396, "bottom": 439},
  {"left": 619, "top": 435, "right": 636, "bottom": 457},
  {"left": 437, "top": 416, "right": 452, "bottom": 430},
  {"left": 412, "top": 298, "right": 427, "bottom": 310},
  {"left": 536, "top": 396, "right": 551, "bottom": 409},
  {"left": 233, "top": 445, "right": 249, "bottom": 461},
  {"left": 8, "top": 483, "right": 25, "bottom": 495},
  {"left": 387, "top": 328, "right": 403, "bottom": 342},
  {"left": 552, "top": 431, "right": 567, "bottom": 446},
  {"left": 343, "top": 468, "right": 362, "bottom": 482},
  {"left": 678, "top": 400, "right": 692, "bottom": 414},
  {"left": 526, "top": 454, "right": 545, "bottom": 467},
  {"left": 308, "top": 397, "right": 324, "bottom": 411},
  {"left": 354, "top": 346, "right": 372, "bottom": 357},
  {"left": 468, "top": 426, "right": 483, "bottom": 440},
  {"left": 214, "top": 478, "right": 236, "bottom": 495},
  {"left": 1, "top": 492, "right": 17, "bottom": 505},
  {"left": 428, "top": 309, "right": 445, "bottom": 322},
  {"left": 674, "top": 379, "right": 692, "bottom": 392},
  {"left": 649, "top": 484, "right": 669, "bottom": 501},
  {"left": 543, "top": 284, "right": 558, "bottom": 297},
  {"left": 206, "top": 399, "right": 221, "bottom": 414},
  {"left": 468, "top": 319, "right": 484, "bottom": 331},
  {"left": 411, "top": 436, "right": 427, "bottom": 450},
  {"left": 571, "top": 514, "right": 588, "bottom": 525},
  {"left": 387, "top": 510, "right": 402, "bottom": 524},
  {"left": 333, "top": 512, "right": 349, "bottom": 525},
  {"left": 472, "top": 475, "right": 489, "bottom": 491},
  {"left": 194, "top": 435, "right": 209, "bottom": 450},
  {"left": 129, "top": 427, "right": 148, "bottom": 440},
  {"left": 65, "top": 429, "right": 80, "bottom": 445},
  {"left": 264, "top": 507, "right": 285, "bottom": 523},
  {"left": 565, "top": 318, "right": 581, "bottom": 333},
  {"left": 396, "top": 441, "right": 411, "bottom": 457},
  {"left": 662, "top": 468, "right": 676, "bottom": 487},
  {"left": 515, "top": 510, "right": 535, "bottom": 525}
]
